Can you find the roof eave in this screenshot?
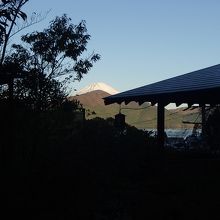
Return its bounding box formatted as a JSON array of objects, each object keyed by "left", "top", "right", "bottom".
[{"left": 104, "top": 87, "right": 220, "bottom": 106}]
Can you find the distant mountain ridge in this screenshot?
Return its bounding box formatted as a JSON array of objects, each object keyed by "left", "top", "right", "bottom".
[
  {"left": 71, "top": 90, "right": 110, "bottom": 107},
  {"left": 70, "top": 89, "right": 198, "bottom": 129},
  {"left": 76, "top": 82, "right": 119, "bottom": 95}
]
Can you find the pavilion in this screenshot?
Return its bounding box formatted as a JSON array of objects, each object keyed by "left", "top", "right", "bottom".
[{"left": 104, "top": 64, "right": 220, "bottom": 147}]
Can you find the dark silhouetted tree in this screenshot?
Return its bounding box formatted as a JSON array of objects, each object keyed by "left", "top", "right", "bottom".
[
  {"left": 2, "top": 14, "right": 100, "bottom": 110},
  {"left": 0, "top": 0, "right": 28, "bottom": 64},
  {"left": 0, "top": 0, "right": 51, "bottom": 102}
]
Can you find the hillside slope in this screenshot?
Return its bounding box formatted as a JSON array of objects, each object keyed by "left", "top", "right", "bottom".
[{"left": 69, "top": 90, "right": 199, "bottom": 129}]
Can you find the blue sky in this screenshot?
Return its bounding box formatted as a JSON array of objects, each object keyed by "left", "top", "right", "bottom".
[{"left": 21, "top": 0, "right": 220, "bottom": 94}]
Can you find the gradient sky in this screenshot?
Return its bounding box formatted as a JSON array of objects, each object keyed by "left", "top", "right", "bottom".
[{"left": 21, "top": 0, "right": 220, "bottom": 94}]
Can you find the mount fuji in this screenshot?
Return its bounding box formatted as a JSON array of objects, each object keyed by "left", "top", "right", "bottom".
[{"left": 76, "top": 82, "right": 119, "bottom": 95}]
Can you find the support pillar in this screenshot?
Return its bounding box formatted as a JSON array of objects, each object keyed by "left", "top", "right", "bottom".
[
  {"left": 201, "top": 105, "right": 206, "bottom": 136},
  {"left": 157, "top": 102, "right": 165, "bottom": 148}
]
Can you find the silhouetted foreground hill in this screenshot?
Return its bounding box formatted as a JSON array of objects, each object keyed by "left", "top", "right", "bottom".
[{"left": 70, "top": 90, "right": 199, "bottom": 129}]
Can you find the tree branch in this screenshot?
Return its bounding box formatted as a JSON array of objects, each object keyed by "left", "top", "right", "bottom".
[
  {"left": 0, "top": 0, "right": 27, "bottom": 64},
  {"left": 9, "top": 10, "right": 51, "bottom": 39}
]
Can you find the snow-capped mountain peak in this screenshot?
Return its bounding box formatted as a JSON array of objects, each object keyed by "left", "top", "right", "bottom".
[{"left": 76, "top": 82, "right": 119, "bottom": 95}]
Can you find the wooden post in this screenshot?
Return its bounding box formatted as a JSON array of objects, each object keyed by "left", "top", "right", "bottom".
[
  {"left": 157, "top": 102, "right": 165, "bottom": 148},
  {"left": 201, "top": 105, "right": 206, "bottom": 136}
]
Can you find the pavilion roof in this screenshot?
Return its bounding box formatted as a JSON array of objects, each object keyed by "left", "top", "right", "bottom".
[{"left": 104, "top": 64, "right": 220, "bottom": 106}]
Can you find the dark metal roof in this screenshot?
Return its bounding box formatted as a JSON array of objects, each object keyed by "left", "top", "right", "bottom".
[{"left": 104, "top": 64, "right": 220, "bottom": 105}]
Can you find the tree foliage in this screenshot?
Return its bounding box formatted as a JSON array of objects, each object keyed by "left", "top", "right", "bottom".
[
  {"left": 2, "top": 14, "right": 100, "bottom": 110},
  {"left": 0, "top": 1, "right": 100, "bottom": 111},
  {"left": 0, "top": 0, "right": 28, "bottom": 64},
  {"left": 11, "top": 14, "right": 100, "bottom": 81}
]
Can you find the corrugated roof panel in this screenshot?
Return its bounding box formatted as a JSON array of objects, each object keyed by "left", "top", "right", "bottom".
[{"left": 104, "top": 64, "right": 220, "bottom": 104}]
